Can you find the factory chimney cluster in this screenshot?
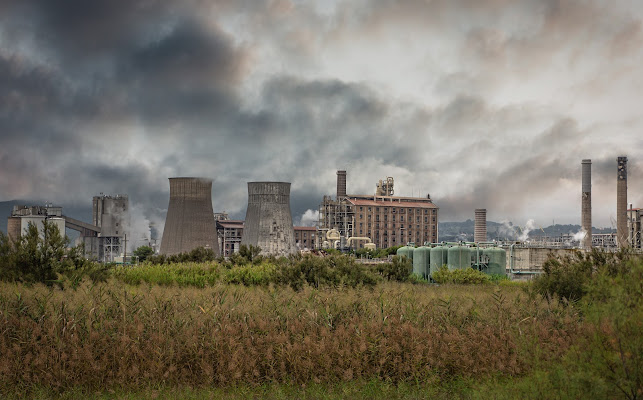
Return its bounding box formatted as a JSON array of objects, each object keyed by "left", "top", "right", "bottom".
[{"left": 581, "top": 159, "right": 592, "bottom": 250}]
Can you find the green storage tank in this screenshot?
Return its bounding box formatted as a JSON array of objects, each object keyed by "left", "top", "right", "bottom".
[
  {"left": 430, "top": 246, "right": 448, "bottom": 277},
  {"left": 447, "top": 246, "right": 471, "bottom": 270},
  {"left": 413, "top": 246, "right": 431, "bottom": 279},
  {"left": 483, "top": 247, "right": 507, "bottom": 276},
  {"left": 470, "top": 247, "right": 483, "bottom": 269},
  {"left": 396, "top": 246, "right": 414, "bottom": 262}
]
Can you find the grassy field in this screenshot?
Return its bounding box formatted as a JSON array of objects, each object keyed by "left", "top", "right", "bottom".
[{"left": 1, "top": 253, "right": 641, "bottom": 399}]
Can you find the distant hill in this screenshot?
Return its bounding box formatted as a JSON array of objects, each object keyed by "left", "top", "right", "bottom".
[{"left": 438, "top": 220, "right": 615, "bottom": 242}]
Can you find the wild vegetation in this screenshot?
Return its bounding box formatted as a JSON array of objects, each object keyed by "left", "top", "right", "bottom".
[{"left": 0, "top": 234, "right": 641, "bottom": 398}]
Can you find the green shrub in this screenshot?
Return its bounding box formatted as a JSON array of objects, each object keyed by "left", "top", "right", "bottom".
[
  {"left": 375, "top": 255, "right": 412, "bottom": 282},
  {"left": 432, "top": 266, "right": 491, "bottom": 284},
  {"left": 533, "top": 249, "right": 633, "bottom": 302}
]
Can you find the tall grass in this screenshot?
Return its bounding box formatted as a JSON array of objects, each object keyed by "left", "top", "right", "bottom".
[{"left": 0, "top": 281, "right": 582, "bottom": 393}]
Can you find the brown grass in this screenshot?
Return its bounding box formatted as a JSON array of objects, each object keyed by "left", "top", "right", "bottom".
[{"left": 0, "top": 281, "right": 584, "bottom": 392}]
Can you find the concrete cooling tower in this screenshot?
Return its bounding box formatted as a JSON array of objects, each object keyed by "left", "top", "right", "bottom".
[
  {"left": 241, "top": 182, "right": 296, "bottom": 256},
  {"left": 160, "top": 177, "right": 220, "bottom": 255}
]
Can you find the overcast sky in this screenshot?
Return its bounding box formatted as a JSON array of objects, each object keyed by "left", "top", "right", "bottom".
[{"left": 1, "top": 0, "right": 642, "bottom": 238}]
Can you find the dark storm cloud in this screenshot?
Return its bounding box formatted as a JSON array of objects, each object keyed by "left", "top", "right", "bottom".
[{"left": 0, "top": 0, "right": 640, "bottom": 231}]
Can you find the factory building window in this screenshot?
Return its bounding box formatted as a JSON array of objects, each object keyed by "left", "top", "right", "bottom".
[
  {"left": 360, "top": 214, "right": 363, "bottom": 219},
  {"left": 392, "top": 215, "right": 396, "bottom": 221},
  {"left": 400, "top": 216, "right": 404, "bottom": 222},
  {"left": 424, "top": 217, "right": 428, "bottom": 223},
  {"left": 368, "top": 223, "right": 371, "bottom": 227},
  {"left": 360, "top": 207, "right": 363, "bottom": 211},
  {"left": 416, "top": 216, "right": 420, "bottom": 222},
  {"left": 376, "top": 207, "right": 379, "bottom": 212},
  {"left": 368, "top": 207, "right": 371, "bottom": 212},
  {"left": 432, "top": 217, "right": 436, "bottom": 222},
  {"left": 425, "top": 209, "right": 428, "bottom": 214},
  {"left": 384, "top": 215, "right": 388, "bottom": 221}
]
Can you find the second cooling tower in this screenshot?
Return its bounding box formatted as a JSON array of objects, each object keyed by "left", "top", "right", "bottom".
[
  {"left": 160, "top": 177, "right": 220, "bottom": 256},
  {"left": 241, "top": 182, "right": 296, "bottom": 256}
]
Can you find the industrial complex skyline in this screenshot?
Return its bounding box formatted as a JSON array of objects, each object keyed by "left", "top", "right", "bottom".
[{"left": 1, "top": 0, "right": 642, "bottom": 232}]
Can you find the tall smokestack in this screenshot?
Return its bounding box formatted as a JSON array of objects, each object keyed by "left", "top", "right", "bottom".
[
  {"left": 474, "top": 209, "right": 487, "bottom": 243},
  {"left": 160, "top": 177, "right": 220, "bottom": 255},
  {"left": 617, "top": 156, "right": 628, "bottom": 247},
  {"left": 241, "top": 182, "right": 296, "bottom": 256},
  {"left": 581, "top": 159, "right": 592, "bottom": 250},
  {"left": 336, "top": 170, "right": 347, "bottom": 200}
]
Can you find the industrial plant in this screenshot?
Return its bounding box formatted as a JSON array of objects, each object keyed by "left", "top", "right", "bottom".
[
  {"left": 317, "top": 171, "right": 438, "bottom": 250},
  {"left": 4, "top": 155, "right": 641, "bottom": 277}
]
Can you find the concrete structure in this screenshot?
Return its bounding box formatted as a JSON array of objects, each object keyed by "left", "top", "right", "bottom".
[
  {"left": 217, "top": 219, "right": 244, "bottom": 257},
  {"left": 241, "top": 182, "right": 296, "bottom": 256},
  {"left": 319, "top": 171, "right": 438, "bottom": 250},
  {"left": 508, "top": 247, "right": 578, "bottom": 274},
  {"left": 617, "top": 156, "right": 628, "bottom": 247},
  {"left": 474, "top": 209, "right": 487, "bottom": 243},
  {"left": 93, "top": 194, "right": 129, "bottom": 236},
  {"left": 8, "top": 205, "right": 65, "bottom": 241},
  {"left": 628, "top": 206, "right": 642, "bottom": 249},
  {"left": 581, "top": 159, "right": 592, "bottom": 250},
  {"left": 294, "top": 226, "right": 316, "bottom": 250},
  {"left": 160, "top": 177, "right": 220, "bottom": 255}
]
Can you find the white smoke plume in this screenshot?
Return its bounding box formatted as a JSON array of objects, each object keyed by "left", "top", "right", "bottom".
[
  {"left": 498, "top": 220, "right": 518, "bottom": 240},
  {"left": 298, "top": 209, "right": 319, "bottom": 227},
  {"left": 572, "top": 228, "right": 587, "bottom": 242},
  {"left": 518, "top": 219, "right": 536, "bottom": 242},
  {"left": 123, "top": 203, "right": 165, "bottom": 252}
]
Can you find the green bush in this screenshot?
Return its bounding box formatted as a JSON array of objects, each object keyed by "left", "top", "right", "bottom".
[
  {"left": 432, "top": 266, "right": 491, "bottom": 284},
  {"left": 533, "top": 249, "right": 633, "bottom": 302},
  {"left": 0, "top": 220, "right": 94, "bottom": 285},
  {"left": 375, "top": 255, "right": 412, "bottom": 282}
]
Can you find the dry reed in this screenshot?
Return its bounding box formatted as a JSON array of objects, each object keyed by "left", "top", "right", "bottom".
[{"left": 0, "top": 281, "right": 583, "bottom": 392}]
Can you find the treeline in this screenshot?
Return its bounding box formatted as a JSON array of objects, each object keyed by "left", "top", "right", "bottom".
[{"left": 0, "top": 221, "right": 99, "bottom": 286}]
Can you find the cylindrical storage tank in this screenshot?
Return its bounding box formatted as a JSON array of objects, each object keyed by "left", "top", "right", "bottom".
[
  {"left": 470, "top": 247, "right": 482, "bottom": 269},
  {"left": 396, "top": 246, "right": 414, "bottom": 261},
  {"left": 430, "top": 246, "right": 448, "bottom": 277},
  {"left": 413, "top": 246, "right": 431, "bottom": 279},
  {"left": 447, "top": 246, "right": 471, "bottom": 270},
  {"left": 160, "top": 177, "right": 220, "bottom": 256},
  {"left": 483, "top": 247, "right": 507, "bottom": 276},
  {"left": 241, "top": 182, "right": 296, "bottom": 256}
]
